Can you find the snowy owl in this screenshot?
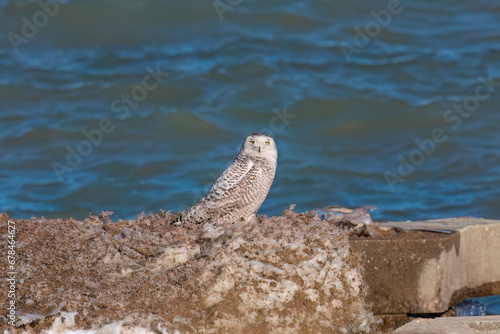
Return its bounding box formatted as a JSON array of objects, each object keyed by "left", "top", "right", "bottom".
[{"left": 178, "top": 133, "right": 277, "bottom": 229}]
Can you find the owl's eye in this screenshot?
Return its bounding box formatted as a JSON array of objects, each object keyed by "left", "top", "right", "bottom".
[
  {"left": 265, "top": 141, "right": 270, "bottom": 145},
  {"left": 249, "top": 140, "right": 255, "bottom": 144}
]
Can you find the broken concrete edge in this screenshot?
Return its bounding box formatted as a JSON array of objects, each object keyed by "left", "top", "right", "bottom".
[
  {"left": 375, "top": 216, "right": 500, "bottom": 233},
  {"left": 350, "top": 217, "right": 500, "bottom": 330},
  {"left": 393, "top": 315, "right": 500, "bottom": 334},
  {"left": 380, "top": 217, "right": 500, "bottom": 308}
]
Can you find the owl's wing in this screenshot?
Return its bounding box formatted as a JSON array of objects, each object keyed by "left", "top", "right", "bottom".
[{"left": 205, "top": 155, "right": 260, "bottom": 204}]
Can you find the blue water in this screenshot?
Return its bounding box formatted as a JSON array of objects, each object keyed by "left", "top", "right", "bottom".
[
  {"left": 469, "top": 295, "right": 500, "bottom": 316},
  {"left": 0, "top": 0, "right": 499, "bottom": 222},
  {"left": 456, "top": 296, "right": 500, "bottom": 316}
]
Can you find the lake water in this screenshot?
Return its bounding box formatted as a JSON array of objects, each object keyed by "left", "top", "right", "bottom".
[{"left": 1, "top": 0, "right": 499, "bottom": 223}]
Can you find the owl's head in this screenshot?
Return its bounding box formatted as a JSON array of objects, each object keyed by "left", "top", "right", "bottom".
[{"left": 240, "top": 133, "right": 278, "bottom": 161}]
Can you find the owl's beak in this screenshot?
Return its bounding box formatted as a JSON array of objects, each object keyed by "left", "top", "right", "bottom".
[{"left": 258, "top": 146, "right": 261, "bottom": 153}]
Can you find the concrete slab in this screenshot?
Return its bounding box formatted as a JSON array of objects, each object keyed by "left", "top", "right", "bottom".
[
  {"left": 394, "top": 315, "right": 500, "bottom": 333},
  {"left": 379, "top": 217, "right": 500, "bottom": 231},
  {"left": 350, "top": 218, "right": 500, "bottom": 316}
]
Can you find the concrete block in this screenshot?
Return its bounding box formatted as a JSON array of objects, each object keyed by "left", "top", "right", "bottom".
[{"left": 350, "top": 218, "right": 500, "bottom": 315}]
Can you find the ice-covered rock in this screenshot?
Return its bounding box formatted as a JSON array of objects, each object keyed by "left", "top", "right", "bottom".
[{"left": 0, "top": 209, "right": 381, "bottom": 333}]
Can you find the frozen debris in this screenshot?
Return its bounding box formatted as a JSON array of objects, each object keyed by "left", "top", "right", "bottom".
[
  {"left": 319, "top": 206, "right": 382, "bottom": 237},
  {"left": 321, "top": 205, "right": 377, "bottom": 225},
  {"left": 15, "top": 300, "right": 68, "bottom": 327},
  {"left": 60, "top": 312, "right": 78, "bottom": 328},
  {"left": 2, "top": 209, "right": 381, "bottom": 333},
  {"left": 47, "top": 301, "right": 67, "bottom": 316},
  {"left": 16, "top": 313, "right": 46, "bottom": 327},
  {"left": 41, "top": 317, "right": 124, "bottom": 334},
  {"left": 152, "top": 244, "right": 201, "bottom": 272},
  {"left": 200, "top": 222, "right": 228, "bottom": 240},
  {"left": 99, "top": 211, "right": 114, "bottom": 224}
]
